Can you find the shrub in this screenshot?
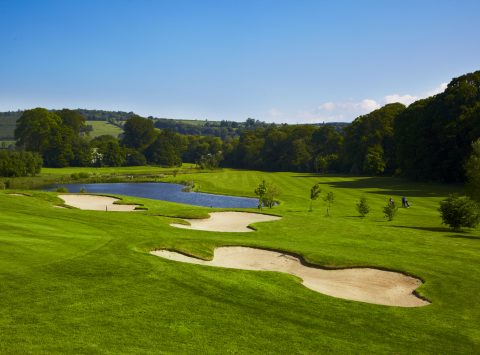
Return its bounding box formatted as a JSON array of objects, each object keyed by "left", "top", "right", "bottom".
[
  {"left": 78, "top": 172, "right": 90, "bottom": 179},
  {"left": 70, "top": 173, "right": 79, "bottom": 180},
  {"left": 255, "top": 180, "right": 280, "bottom": 209},
  {"left": 0, "top": 151, "right": 43, "bottom": 177},
  {"left": 439, "top": 194, "right": 480, "bottom": 231},
  {"left": 383, "top": 203, "right": 398, "bottom": 221},
  {"left": 181, "top": 181, "right": 195, "bottom": 192},
  {"left": 125, "top": 151, "right": 146, "bottom": 166},
  {"left": 79, "top": 187, "right": 87, "bottom": 193},
  {"left": 356, "top": 197, "right": 370, "bottom": 217},
  {"left": 56, "top": 186, "right": 69, "bottom": 193}
]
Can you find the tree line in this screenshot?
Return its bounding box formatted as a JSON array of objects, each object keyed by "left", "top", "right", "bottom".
[{"left": 6, "top": 70, "right": 480, "bottom": 182}]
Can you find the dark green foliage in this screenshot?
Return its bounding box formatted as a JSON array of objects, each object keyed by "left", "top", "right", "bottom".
[
  {"left": 145, "top": 130, "right": 186, "bottom": 167},
  {"left": 56, "top": 109, "right": 86, "bottom": 134},
  {"left": 343, "top": 103, "right": 405, "bottom": 174},
  {"left": 465, "top": 138, "right": 480, "bottom": 202},
  {"left": 121, "top": 116, "right": 156, "bottom": 150},
  {"left": 15, "top": 108, "right": 63, "bottom": 153},
  {"left": 183, "top": 135, "right": 222, "bottom": 163},
  {"left": 383, "top": 202, "right": 398, "bottom": 221},
  {"left": 439, "top": 194, "right": 480, "bottom": 231},
  {"left": 125, "top": 150, "right": 147, "bottom": 166},
  {"left": 255, "top": 180, "right": 279, "bottom": 209},
  {"left": 356, "top": 197, "right": 370, "bottom": 217},
  {"left": 395, "top": 71, "right": 480, "bottom": 182},
  {"left": 254, "top": 180, "right": 268, "bottom": 209},
  {"left": 90, "top": 135, "right": 126, "bottom": 167},
  {"left": 263, "top": 182, "right": 280, "bottom": 208},
  {"left": 14, "top": 108, "right": 89, "bottom": 168},
  {"left": 198, "top": 152, "right": 223, "bottom": 169},
  {"left": 0, "top": 151, "right": 42, "bottom": 177},
  {"left": 56, "top": 186, "right": 69, "bottom": 193},
  {"left": 224, "top": 124, "right": 343, "bottom": 172}
]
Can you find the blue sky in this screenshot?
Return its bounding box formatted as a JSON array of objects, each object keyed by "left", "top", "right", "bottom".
[{"left": 0, "top": 0, "right": 479, "bottom": 123}]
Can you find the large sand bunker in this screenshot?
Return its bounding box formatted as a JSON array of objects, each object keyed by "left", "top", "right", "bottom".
[
  {"left": 170, "top": 212, "right": 281, "bottom": 232},
  {"left": 151, "top": 247, "right": 429, "bottom": 307},
  {"left": 60, "top": 194, "right": 139, "bottom": 211}
]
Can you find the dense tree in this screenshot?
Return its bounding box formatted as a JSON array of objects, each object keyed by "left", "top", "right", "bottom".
[
  {"left": 125, "top": 150, "right": 147, "bottom": 166},
  {"left": 439, "top": 195, "right": 480, "bottom": 231},
  {"left": 144, "top": 130, "right": 186, "bottom": 166},
  {"left": 122, "top": 116, "right": 156, "bottom": 150},
  {"left": 90, "top": 135, "right": 126, "bottom": 167},
  {"left": 343, "top": 103, "right": 405, "bottom": 174},
  {"left": 395, "top": 71, "right": 480, "bottom": 182},
  {"left": 465, "top": 138, "right": 480, "bottom": 202},
  {"left": 0, "top": 151, "right": 42, "bottom": 177},
  {"left": 15, "top": 108, "right": 63, "bottom": 153},
  {"left": 56, "top": 109, "right": 86, "bottom": 134}
]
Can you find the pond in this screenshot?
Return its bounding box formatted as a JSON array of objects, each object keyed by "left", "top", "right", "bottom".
[{"left": 49, "top": 182, "right": 259, "bottom": 208}]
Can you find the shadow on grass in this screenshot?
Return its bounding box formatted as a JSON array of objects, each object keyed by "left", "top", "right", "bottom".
[
  {"left": 291, "top": 175, "right": 462, "bottom": 198},
  {"left": 387, "top": 225, "right": 480, "bottom": 239}
]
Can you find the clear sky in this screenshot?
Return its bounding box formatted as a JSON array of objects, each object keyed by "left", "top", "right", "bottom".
[{"left": 0, "top": 0, "right": 479, "bottom": 123}]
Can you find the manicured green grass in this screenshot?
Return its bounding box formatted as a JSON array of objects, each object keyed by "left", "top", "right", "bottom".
[
  {"left": 0, "top": 168, "right": 479, "bottom": 353},
  {"left": 86, "top": 120, "right": 123, "bottom": 138}
]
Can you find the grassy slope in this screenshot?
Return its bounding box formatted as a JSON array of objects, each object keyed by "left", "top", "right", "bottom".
[
  {"left": 0, "top": 168, "right": 479, "bottom": 354},
  {"left": 86, "top": 121, "right": 123, "bottom": 139}
]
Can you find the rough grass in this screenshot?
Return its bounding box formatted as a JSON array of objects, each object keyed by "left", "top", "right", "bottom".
[{"left": 0, "top": 168, "right": 479, "bottom": 354}]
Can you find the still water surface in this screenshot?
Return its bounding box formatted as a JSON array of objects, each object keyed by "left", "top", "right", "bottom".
[{"left": 52, "top": 182, "right": 258, "bottom": 208}]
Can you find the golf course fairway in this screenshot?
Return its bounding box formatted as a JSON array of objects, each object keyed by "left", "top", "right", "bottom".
[{"left": 0, "top": 168, "right": 479, "bottom": 353}]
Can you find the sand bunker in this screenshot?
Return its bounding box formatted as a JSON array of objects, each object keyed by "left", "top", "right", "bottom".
[
  {"left": 60, "top": 194, "right": 139, "bottom": 211},
  {"left": 151, "top": 247, "right": 429, "bottom": 307},
  {"left": 7, "top": 193, "right": 27, "bottom": 196},
  {"left": 170, "top": 212, "right": 281, "bottom": 232}
]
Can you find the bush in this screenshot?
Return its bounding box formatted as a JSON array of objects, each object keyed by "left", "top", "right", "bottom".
[
  {"left": 70, "top": 173, "right": 79, "bottom": 180},
  {"left": 356, "top": 197, "right": 370, "bottom": 217},
  {"left": 78, "top": 172, "right": 90, "bottom": 179},
  {"left": 383, "top": 203, "right": 398, "bottom": 221},
  {"left": 254, "top": 180, "right": 280, "bottom": 209},
  {"left": 181, "top": 181, "right": 195, "bottom": 192},
  {"left": 56, "top": 186, "right": 69, "bottom": 193},
  {"left": 125, "top": 151, "right": 147, "bottom": 166},
  {"left": 439, "top": 194, "right": 480, "bottom": 231},
  {"left": 79, "top": 187, "right": 87, "bottom": 193},
  {"left": 0, "top": 151, "right": 43, "bottom": 177}
]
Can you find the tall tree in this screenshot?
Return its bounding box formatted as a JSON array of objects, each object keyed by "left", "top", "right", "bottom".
[
  {"left": 343, "top": 103, "right": 405, "bottom": 174},
  {"left": 465, "top": 138, "right": 480, "bottom": 202},
  {"left": 121, "top": 116, "right": 156, "bottom": 150},
  {"left": 15, "top": 108, "right": 63, "bottom": 153},
  {"left": 144, "top": 130, "right": 186, "bottom": 166}
]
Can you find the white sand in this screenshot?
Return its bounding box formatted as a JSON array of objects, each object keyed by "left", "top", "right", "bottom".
[
  {"left": 7, "top": 193, "right": 26, "bottom": 196},
  {"left": 59, "top": 194, "right": 139, "bottom": 211},
  {"left": 171, "top": 212, "right": 281, "bottom": 232},
  {"left": 151, "top": 247, "right": 429, "bottom": 307}
]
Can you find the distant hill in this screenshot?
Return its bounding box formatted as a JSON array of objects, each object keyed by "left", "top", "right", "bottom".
[
  {"left": 0, "top": 109, "right": 350, "bottom": 141},
  {"left": 0, "top": 111, "right": 22, "bottom": 140}
]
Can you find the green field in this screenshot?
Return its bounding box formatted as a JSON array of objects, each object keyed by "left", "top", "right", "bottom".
[
  {"left": 0, "top": 167, "right": 479, "bottom": 353},
  {"left": 85, "top": 120, "right": 123, "bottom": 138}
]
